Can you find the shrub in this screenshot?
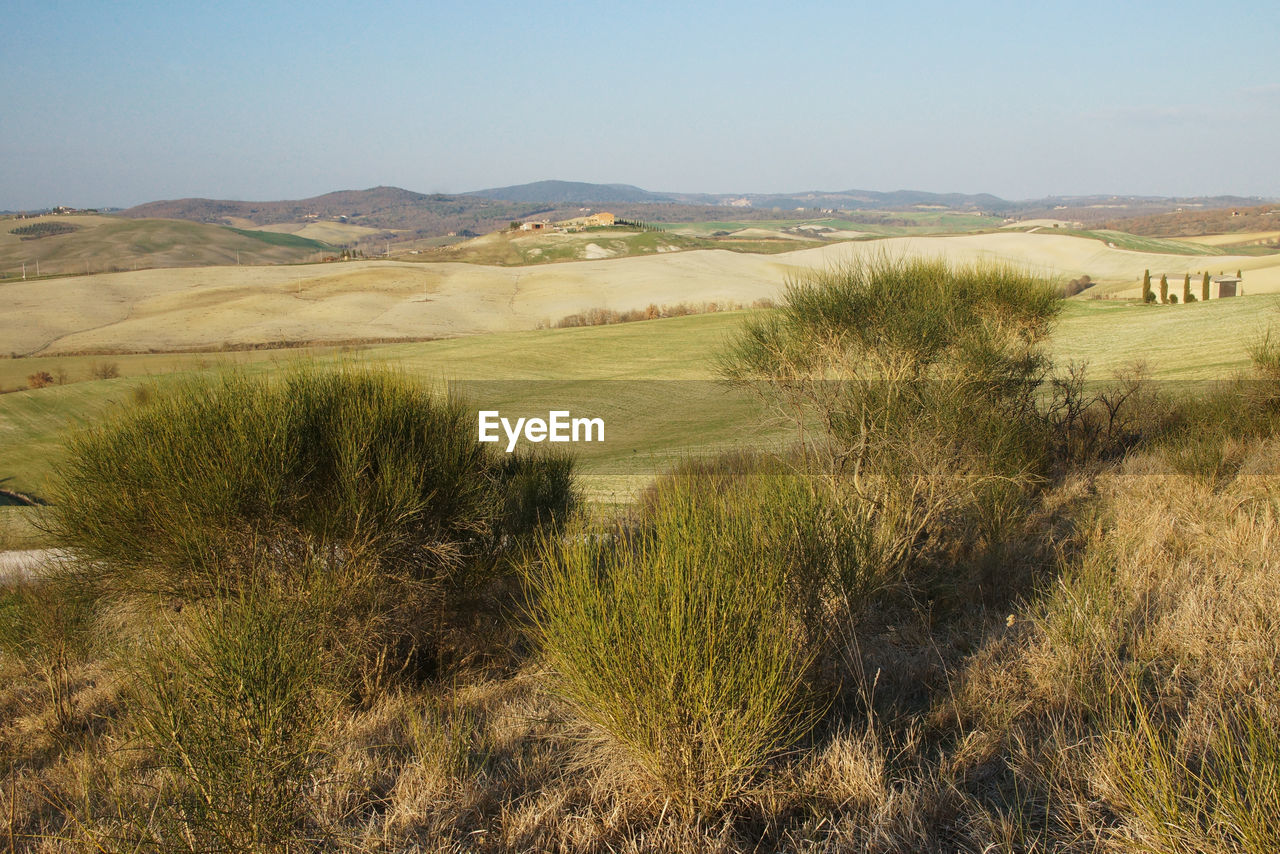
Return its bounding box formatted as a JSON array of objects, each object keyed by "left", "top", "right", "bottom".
[
  {"left": 90, "top": 361, "right": 119, "bottom": 380},
  {"left": 26, "top": 370, "right": 53, "bottom": 389},
  {"left": 529, "top": 469, "right": 827, "bottom": 814},
  {"left": 46, "top": 366, "right": 576, "bottom": 673},
  {"left": 721, "top": 255, "right": 1059, "bottom": 579},
  {"left": 0, "top": 578, "right": 95, "bottom": 735}
]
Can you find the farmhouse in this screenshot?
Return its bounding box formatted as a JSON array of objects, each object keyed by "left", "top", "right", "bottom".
[
  {"left": 585, "top": 212, "right": 616, "bottom": 227},
  {"left": 1213, "top": 275, "right": 1242, "bottom": 298}
]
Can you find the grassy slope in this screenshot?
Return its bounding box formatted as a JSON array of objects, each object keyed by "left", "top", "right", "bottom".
[
  {"left": 1055, "top": 228, "right": 1229, "bottom": 256},
  {"left": 0, "top": 216, "right": 331, "bottom": 277},
  {"left": 422, "top": 227, "right": 819, "bottom": 266},
  {"left": 4, "top": 296, "right": 1279, "bottom": 501},
  {"left": 0, "top": 314, "right": 772, "bottom": 501},
  {"left": 221, "top": 226, "right": 331, "bottom": 250},
  {"left": 1049, "top": 294, "right": 1278, "bottom": 379}
]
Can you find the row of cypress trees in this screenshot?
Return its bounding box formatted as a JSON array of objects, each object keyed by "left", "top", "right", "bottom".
[{"left": 1142, "top": 269, "right": 1240, "bottom": 304}]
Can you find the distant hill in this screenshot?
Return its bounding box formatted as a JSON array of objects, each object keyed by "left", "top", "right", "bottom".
[
  {"left": 0, "top": 215, "right": 332, "bottom": 278},
  {"left": 707, "top": 188, "right": 1007, "bottom": 212},
  {"left": 113, "top": 182, "right": 1280, "bottom": 245},
  {"left": 1103, "top": 202, "right": 1280, "bottom": 237},
  {"left": 122, "top": 187, "right": 569, "bottom": 241},
  {"left": 463, "top": 181, "right": 1005, "bottom": 211},
  {"left": 467, "top": 180, "right": 677, "bottom": 205}
]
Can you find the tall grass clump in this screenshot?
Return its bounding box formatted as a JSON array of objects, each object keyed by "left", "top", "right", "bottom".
[
  {"left": 124, "top": 581, "right": 334, "bottom": 852},
  {"left": 0, "top": 577, "right": 95, "bottom": 738},
  {"left": 529, "top": 470, "right": 831, "bottom": 814},
  {"left": 721, "top": 255, "right": 1061, "bottom": 583},
  {"left": 1103, "top": 695, "right": 1280, "bottom": 854}
]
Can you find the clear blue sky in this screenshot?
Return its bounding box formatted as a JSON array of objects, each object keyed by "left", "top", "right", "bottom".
[{"left": 3, "top": 0, "right": 1278, "bottom": 208}]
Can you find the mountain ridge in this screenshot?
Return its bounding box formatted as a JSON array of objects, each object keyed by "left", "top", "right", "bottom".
[{"left": 113, "top": 182, "right": 1276, "bottom": 235}]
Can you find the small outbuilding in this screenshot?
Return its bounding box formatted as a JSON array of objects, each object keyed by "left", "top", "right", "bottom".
[{"left": 1213, "top": 275, "right": 1242, "bottom": 298}]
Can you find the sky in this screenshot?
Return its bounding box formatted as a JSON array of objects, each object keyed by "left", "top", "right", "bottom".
[{"left": 3, "top": 0, "right": 1279, "bottom": 209}]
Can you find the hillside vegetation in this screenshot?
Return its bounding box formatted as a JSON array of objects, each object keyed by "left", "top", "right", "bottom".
[
  {"left": 0, "top": 215, "right": 331, "bottom": 278},
  {"left": 1105, "top": 202, "right": 1280, "bottom": 236},
  {"left": 5, "top": 258, "right": 1280, "bottom": 851},
  {"left": 119, "top": 186, "right": 568, "bottom": 240}
]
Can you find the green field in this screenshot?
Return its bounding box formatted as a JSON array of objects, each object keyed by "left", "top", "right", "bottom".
[
  {"left": 1055, "top": 228, "right": 1232, "bottom": 256},
  {"left": 221, "top": 225, "right": 331, "bottom": 250},
  {"left": 2, "top": 295, "right": 1277, "bottom": 504}
]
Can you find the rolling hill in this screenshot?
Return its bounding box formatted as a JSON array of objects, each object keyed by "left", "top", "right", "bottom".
[
  {"left": 120, "top": 187, "right": 573, "bottom": 240},
  {"left": 466, "top": 180, "right": 679, "bottom": 204},
  {"left": 5, "top": 228, "right": 1280, "bottom": 358},
  {"left": 0, "top": 215, "right": 332, "bottom": 278},
  {"left": 1104, "top": 202, "right": 1280, "bottom": 238},
  {"left": 113, "top": 182, "right": 1278, "bottom": 242}
]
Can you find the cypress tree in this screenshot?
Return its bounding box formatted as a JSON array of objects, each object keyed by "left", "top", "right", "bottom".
[
  {"left": 1183, "top": 272, "right": 1192, "bottom": 303},
  {"left": 1160, "top": 274, "right": 1169, "bottom": 304},
  {"left": 1143, "top": 269, "right": 1152, "bottom": 303},
  {"left": 1202, "top": 271, "right": 1211, "bottom": 301}
]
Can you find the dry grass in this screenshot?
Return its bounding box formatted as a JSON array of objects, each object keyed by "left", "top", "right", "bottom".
[{"left": 5, "top": 456, "right": 1279, "bottom": 852}]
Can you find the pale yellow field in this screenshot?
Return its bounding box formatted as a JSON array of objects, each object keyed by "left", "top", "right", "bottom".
[
  {"left": 725, "top": 227, "right": 813, "bottom": 241},
  {"left": 999, "top": 218, "right": 1079, "bottom": 229},
  {"left": 1182, "top": 230, "right": 1280, "bottom": 246},
  {"left": 4, "top": 231, "right": 1280, "bottom": 355}
]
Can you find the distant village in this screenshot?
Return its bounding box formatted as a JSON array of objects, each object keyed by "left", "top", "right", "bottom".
[{"left": 8, "top": 205, "right": 100, "bottom": 219}]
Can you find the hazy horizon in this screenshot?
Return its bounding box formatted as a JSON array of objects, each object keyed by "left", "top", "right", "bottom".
[{"left": 5, "top": 0, "right": 1279, "bottom": 210}]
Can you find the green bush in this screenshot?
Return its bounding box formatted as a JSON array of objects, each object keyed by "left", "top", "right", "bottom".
[
  {"left": 45, "top": 366, "right": 577, "bottom": 677},
  {"left": 48, "top": 367, "right": 574, "bottom": 600},
  {"left": 720, "top": 256, "right": 1059, "bottom": 579},
  {"left": 529, "top": 469, "right": 827, "bottom": 814}
]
